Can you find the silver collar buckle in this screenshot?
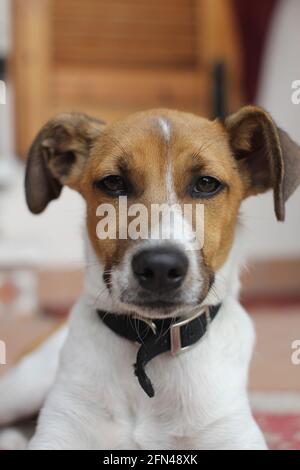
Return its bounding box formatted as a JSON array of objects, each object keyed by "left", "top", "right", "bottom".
[{"left": 170, "top": 306, "right": 210, "bottom": 356}]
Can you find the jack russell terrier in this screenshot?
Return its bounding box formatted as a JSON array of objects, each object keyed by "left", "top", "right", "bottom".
[{"left": 0, "top": 107, "right": 299, "bottom": 450}]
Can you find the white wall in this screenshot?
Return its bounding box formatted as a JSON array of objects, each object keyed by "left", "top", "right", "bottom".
[
  {"left": 0, "top": 168, "right": 86, "bottom": 267},
  {"left": 0, "top": 0, "right": 14, "bottom": 170},
  {"left": 242, "top": 0, "right": 300, "bottom": 260},
  {"left": 0, "top": 0, "right": 10, "bottom": 55}
]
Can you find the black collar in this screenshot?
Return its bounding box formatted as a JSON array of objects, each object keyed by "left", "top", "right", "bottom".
[{"left": 97, "top": 304, "right": 221, "bottom": 398}]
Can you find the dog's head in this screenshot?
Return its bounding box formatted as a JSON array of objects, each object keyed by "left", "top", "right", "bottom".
[{"left": 25, "top": 107, "right": 300, "bottom": 318}]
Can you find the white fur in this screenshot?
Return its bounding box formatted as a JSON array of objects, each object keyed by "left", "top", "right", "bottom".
[
  {"left": 158, "top": 117, "right": 171, "bottom": 142},
  {"left": 166, "top": 162, "right": 177, "bottom": 205},
  {"left": 0, "top": 200, "right": 266, "bottom": 449},
  {"left": 9, "top": 226, "right": 265, "bottom": 450}
]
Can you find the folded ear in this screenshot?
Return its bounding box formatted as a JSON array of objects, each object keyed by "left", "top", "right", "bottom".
[
  {"left": 25, "top": 113, "right": 104, "bottom": 214},
  {"left": 225, "top": 105, "right": 300, "bottom": 221}
]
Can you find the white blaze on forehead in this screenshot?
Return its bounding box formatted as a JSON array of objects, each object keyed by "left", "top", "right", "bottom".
[
  {"left": 149, "top": 203, "right": 202, "bottom": 251},
  {"left": 157, "top": 116, "right": 176, "bottom": 204},
  {"left": 157, "top": 116, "right": 201, "bottom": 250},
  {"left": 158, "top": 117, "right": 171, "bottom": 142},
  {"left": 166, "top": 160, "right": 177, "bottom": 205}
]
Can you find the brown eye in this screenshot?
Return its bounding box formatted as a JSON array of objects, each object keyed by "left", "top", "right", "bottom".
[
  {"left": 94, "top": 175, "right": 127, "bottom": 196},
  {"left": 192, "top": 176, "right": 222, "bottom": 198}
]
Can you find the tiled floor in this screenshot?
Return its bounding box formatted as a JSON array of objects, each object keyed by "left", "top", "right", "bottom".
[
  {"left": 0, "top": 313, "right": 58, "bottom": 377},
  {"left": 249, "top": 305, "right": 300, "bottom": 391}
]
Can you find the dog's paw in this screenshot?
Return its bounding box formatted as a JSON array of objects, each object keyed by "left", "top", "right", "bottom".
[{"left": 0, "top": 428, "right": 28, "bottom": 450}]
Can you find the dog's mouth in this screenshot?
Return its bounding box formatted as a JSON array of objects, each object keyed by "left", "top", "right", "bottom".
[
  {"left": 122, "top": 301, "right": 197, "bottom": 320},
  {"left": 128, "top": 299, "right": 186, "bottom": 317},
  {"left": 115, "top": 276, "right": 214, "bottom": 319},
  {"left": 118, "top": 289, "right": 205, "bottom": 318},
  {"left": 134, "top": 300, "right": 179, "bottom": 310}
]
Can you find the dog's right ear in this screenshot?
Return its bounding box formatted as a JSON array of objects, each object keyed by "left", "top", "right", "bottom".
[{"left": 25, "top": 113, "right": 104, "bottom": 214}]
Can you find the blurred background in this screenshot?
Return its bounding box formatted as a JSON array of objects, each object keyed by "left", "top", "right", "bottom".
[{"left": 0, "top": 0, "right": 299, "bottom": 449}]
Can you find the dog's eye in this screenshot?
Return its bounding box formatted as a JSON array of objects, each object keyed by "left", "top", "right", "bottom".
[
  {"left": 94, "top": 175, "right": 127, "bottom": 196},
  {"left": 192, "top": 176, "right": 223, "bottom": 198}
]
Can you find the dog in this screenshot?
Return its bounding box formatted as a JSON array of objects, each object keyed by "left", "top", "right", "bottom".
[{"left": 0, "top": 107, "right": 299, "bottom": 450}]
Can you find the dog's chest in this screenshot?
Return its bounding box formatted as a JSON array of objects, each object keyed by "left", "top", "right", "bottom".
[
  {"left": 92, "top": 382, "right": 203, "bottom": 450},
  {"left": 88, "top": 352, "right": 210, "bottom": 450}
]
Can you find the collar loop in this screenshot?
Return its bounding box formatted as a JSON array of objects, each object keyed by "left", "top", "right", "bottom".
[{"left": 97, "top": 304, "right": 221, "bottom": 398}]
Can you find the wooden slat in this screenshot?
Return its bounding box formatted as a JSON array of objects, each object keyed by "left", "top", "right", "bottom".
[
  {"left": 53, "top": 0, "right": 194, "bottom": 18},
  {"left": 51, "top": 0, "right": 196, "bottom": 67},
  {"left": 11, "top": 0, "right": 52, "bottom": 157},
  {"left": 53, "top": 66, "right": 205, "bottom": 109},
  {"left": 53, "top": 46, "right": 195, "bottom": 68}
]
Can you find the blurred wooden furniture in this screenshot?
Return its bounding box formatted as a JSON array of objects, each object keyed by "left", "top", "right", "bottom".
[{"left": 11, "top": 0, "right": 243, "bottom": 158}]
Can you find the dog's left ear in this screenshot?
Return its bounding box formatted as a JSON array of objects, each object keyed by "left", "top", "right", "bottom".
[
  {"left": 225, "top": 105, "right": 300, "bottom": 221},
  {"left": 25, "top": 113, "right": 104, "bottom": 214}
]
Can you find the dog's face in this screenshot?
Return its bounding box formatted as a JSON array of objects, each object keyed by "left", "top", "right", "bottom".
[{"left": 25, "top": 107, "right": 300, "bottom": 318}]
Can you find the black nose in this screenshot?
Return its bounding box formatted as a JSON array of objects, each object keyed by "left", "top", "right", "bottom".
[{"left": 132, "top": 247, "right": 188, "bottom": 293}]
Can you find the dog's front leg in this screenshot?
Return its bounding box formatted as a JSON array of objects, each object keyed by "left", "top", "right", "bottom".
[
  {"left": 28, "top": 409, "right": 102, "bottom": 450},
  {"left": 29, "top": 411, "right": 131, "bottom": 451},
  {"left": 27, "top": 382, "right": 132, "bottom": 450},
  {"left": 28, "top": 406, "right": 104, "bottom": 450},
  {"left": 28, "top": 421, "right": 83, "bottom": 450}
]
